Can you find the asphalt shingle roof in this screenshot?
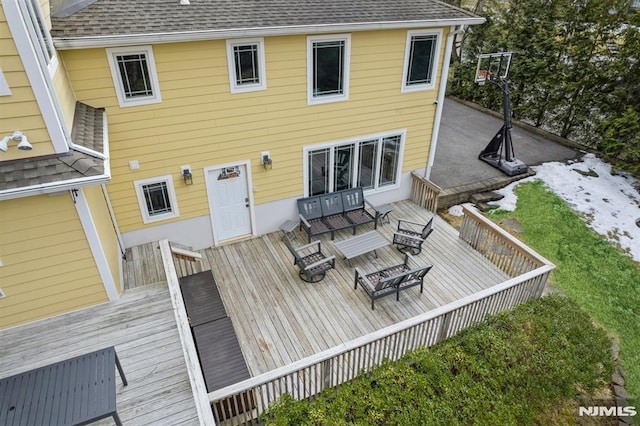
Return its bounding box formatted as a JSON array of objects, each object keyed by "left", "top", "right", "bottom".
[
  {"left": 0, "top": 150, "right": 104, "bottom": 190},
  {"left": 51, "top": 0, "right": 479, "bottom": 38},
  {"left": 71, "top": 101, "right": 104, "bottom": 154},
  {"left": 0, "top": 102, "right": 106, "bottom": 191}
]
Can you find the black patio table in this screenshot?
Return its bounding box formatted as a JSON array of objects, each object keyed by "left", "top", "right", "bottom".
[{"left": 0, "top": 346, "right": 127, "bottom": 426}]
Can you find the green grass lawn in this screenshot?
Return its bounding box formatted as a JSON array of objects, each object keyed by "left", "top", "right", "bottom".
[
  {"left": 263, "top": 295, "right": 613, "bottom": 425},
  {"left": 487, "top": 181, "right": 640, "bottom": 398}
]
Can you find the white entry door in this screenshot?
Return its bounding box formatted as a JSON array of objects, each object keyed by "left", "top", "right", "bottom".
[{"left": 207, "top": 164, "right": 252, "bottom": 242}]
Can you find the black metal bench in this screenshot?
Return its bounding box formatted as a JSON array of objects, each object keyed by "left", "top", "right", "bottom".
[
  {"left": 297, "top": 187, "right": 379, "bottom": 243},
  {"left": 354, "top": 254, "right": 433, "bottom": 309},
  {"left": 179, "top": 271, "right": 255, "bottom": 420},
  {"left": 0, "top": 346, "right": 127, "bottom": 426},
  {"left": 179, "top": 271, "right": 251, "bottom": 391}
]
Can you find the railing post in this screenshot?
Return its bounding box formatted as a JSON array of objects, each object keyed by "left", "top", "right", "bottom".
[
  {"left": 435, "top": 311, "right": 453, "bottom": 344},
  {"left": 321, "top": 359, "right": 332, "bottom": 391},
  {"left": 410, "top": 171, "right": 442, "bottom": 213}
]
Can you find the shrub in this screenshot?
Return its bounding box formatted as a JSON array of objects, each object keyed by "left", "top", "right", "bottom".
[{"left": 262, "top": 295, "right": 613, "bottom": 425}]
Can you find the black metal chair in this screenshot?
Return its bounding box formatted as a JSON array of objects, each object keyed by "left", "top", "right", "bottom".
[
  {"left": 392, "top": 217, "right": 434, "bottom": 254},
  {"left": 284, "top": 239, "right": 336, "bottom": 283}
]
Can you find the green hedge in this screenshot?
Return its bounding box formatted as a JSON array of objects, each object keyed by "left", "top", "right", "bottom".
[{"left": 263, "top": 296, "right": 613, "bottom": 425}]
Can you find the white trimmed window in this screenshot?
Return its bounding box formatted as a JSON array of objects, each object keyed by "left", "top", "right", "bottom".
[
  {"left": 307, "top": 34, "right": 351, "bottom": 105},
  {"left": 23, "top": 0, "right": 58, "bottom": 75},
  {"left": 401, "top": 30, "right": 442, "bottom": 92},
  {"left": 134, "top": 176, "right": 179, "bottom": 224},
  {"left": 226, "top": 38, "right": 267, "bottom": 93},
  {"left": 106, "top": 46, "right": 162, "bottom": 107},
  {"left": 305, "top": 131, "right": 405, "bottom": 196}
]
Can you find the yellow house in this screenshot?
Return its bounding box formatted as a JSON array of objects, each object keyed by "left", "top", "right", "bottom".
[
  {"left": 0, "top": 0, "right": 482, "bottom": 329},
  {"left": 0, "top": 0, "right": 121, "bottom": 329}
]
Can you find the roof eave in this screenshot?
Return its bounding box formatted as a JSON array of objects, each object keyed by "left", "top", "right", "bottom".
[
  {"left": 53, "top": 18, "right": 486, "bottom": 50},
  {"left": 0, "top": 173, "right": 111, "bottom": 201},
  {"left": 0, "top": 110, "right": 111, "bottom": 201}
]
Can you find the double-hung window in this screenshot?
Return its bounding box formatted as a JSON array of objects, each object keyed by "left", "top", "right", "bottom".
[
  {"left": 106, "top": 46, "right": 162, "bottom": 107},
  {"left": 134, "top": 176, "right": 179, "bottom": 224},
  {"left": 307, "top": 34, "right": 351, "bottom": 105},
  {"left": 226, "top": 38, "right": 267, "bottom": 93},
  {"left": 401, "top": 30, "right": 442, "bottom": 92},
  {"left": 305, "top": 131, "right": 404, "bottom": 196}
]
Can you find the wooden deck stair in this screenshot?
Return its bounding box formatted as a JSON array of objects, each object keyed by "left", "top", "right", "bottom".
[
  {"left": 123, "top": 241, "right": 206, "bottom": 290},
  {"left": 171, "top": 242, "right": 206, "bottom": 277}
]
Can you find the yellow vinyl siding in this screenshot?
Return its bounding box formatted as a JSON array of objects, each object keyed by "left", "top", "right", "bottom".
[
  {"left": 0, "top": 8, "right": 55, "bottom": 159},
  {"left": 52, "top": 60, "right": 77, "bottom": 131},
  {"left": 0, "top": 194, "right": 108, "bottom": 329},
  {"left": 84, "top": 185, "right": 123, "bottom": 293},
  {"left": 61, "top": 28, "right": 447, "bottom": 233}
]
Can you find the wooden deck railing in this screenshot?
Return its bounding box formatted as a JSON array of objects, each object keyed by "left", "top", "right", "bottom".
[
  {"left": 159, "top": 240, "right": 217, "bottom": 426},
  {"left": 410, "top": 171, "right": 441, "bottom": 213},
  {"left": 206, "top": 205, "right": 555, "bottom": 425},
  {"left": 459, "top": 204, "right": 553, "bottom": 277}
]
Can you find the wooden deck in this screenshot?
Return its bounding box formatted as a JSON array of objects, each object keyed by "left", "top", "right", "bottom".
[
  {"left": 0, "top": 283, "right": 200, "bottom": 426},
  {"left": 0, "top": 199, "right": 516, "bottom": 426},
  {"left": 172, "top": 200, "right": 510, "bottom": 377}
]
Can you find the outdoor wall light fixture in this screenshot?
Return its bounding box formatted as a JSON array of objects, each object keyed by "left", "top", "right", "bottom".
[
  {"left": 261, "top": 151, "right": 272, "bottom": 170},
  {"left": 181, "top": 166, "right": 193, "bottom": 185},
  {"left": 0, "top": 131, "right": 32, "bottom": 152}
]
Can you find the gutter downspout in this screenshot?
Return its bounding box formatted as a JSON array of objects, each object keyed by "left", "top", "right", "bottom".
[
  {"left": 101, "top": 184, "right": 126, "bottom": 258},
  {"left": 97, "top": 109, "right": 124, "bottom": 257},
  {"left": 424, "top": 25, "right": 463, "bottom": 179}
]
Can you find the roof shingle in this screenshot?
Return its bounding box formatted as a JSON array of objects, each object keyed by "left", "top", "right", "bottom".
[
  {"left": 0, "top": 102, "right": 106, "bottom": 192},
  {"left": 51, "top": 0, "right": 480, "bottom": 39}
]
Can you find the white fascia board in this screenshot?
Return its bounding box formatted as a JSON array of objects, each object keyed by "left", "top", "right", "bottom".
[
  {"left": 53, "top": 18, "right": 485, "bottom": 50},
  {"left": 3, "top": 0, "right": 70, "bottom": 153},
  {"left": 0, "top": 68, "right": 12, "bottom": 96},
  {"left": 68, "top": 143, "right": 107, "bottom": 160},
  {"left": 0, "top": 174, "right": 110, "bottom": 201},
  {"left": 74, "top": 187, "right": 120, "bottom": 301}
]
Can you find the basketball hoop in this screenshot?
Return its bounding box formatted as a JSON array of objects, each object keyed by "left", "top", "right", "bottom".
[{"left": 475, "top": 52, "right": 512, "bottom": 84}]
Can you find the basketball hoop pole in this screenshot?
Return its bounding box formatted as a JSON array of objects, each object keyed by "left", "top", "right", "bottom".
[
  {"left": 486, "top": 75, "right": 515, "bottom": 162},
  {"left": 476, "top": 53, "right": 528, "bottom": 176}
]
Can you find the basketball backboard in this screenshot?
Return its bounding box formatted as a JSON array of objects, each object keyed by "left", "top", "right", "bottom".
[{"left": 475, "top": 52, "right": 512, "bottom": 84}]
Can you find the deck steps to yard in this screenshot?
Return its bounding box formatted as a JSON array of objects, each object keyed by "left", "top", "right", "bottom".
[
  {"left": 437, "top": 169, "right": 535, "bottom": 210},
  {"left": 470, "top": 191, "right": 504, "bottom": 212}
]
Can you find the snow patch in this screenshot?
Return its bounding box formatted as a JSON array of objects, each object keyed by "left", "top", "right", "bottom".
[
  {"left": 488, "top": 154, "right": 640, "bottom": 261},
  {"left": 448, "top": 205, "right": 464, "bottom": 217}
]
